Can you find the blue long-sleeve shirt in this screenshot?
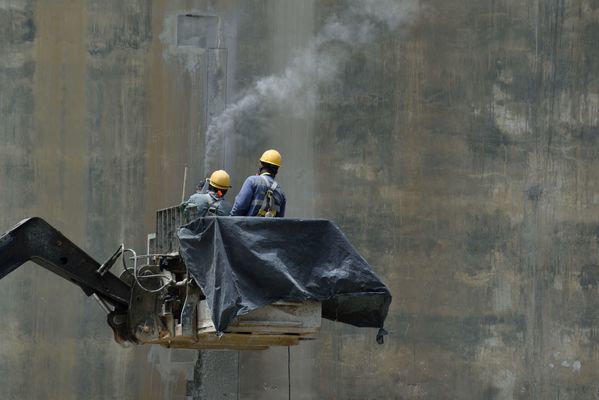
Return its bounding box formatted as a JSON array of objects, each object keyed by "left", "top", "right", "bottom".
[{"left": 230, "top": 173, "right": 286, "bottom": 217}]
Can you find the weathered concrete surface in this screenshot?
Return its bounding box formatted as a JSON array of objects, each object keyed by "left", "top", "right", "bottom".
[
  {"left": 0, "top": 1, "right": 184, "bottom": 399},
  {"left": 1, "top": 0, "right": 599, "bottom": 399}
]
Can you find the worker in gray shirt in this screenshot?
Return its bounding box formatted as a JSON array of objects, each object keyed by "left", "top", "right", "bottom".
[{"left": 186, "top": 170, "right": 232, "bottom": 216}]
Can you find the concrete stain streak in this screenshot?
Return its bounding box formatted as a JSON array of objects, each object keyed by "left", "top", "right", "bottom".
[
  {"left": 83, "top": 1, "right": 159, "bottom": 399},
  {"left": 27, "top": 1, "right": 90, "bottom": 398},
  {"left": 0, "top": 2, "right": 38, "bottom": 400},
  {"left": 0, "top": 2, "right": 35, "bottom": 228},
  {"left": 147, "top": 0, "right": 208, "bottom": 220}
]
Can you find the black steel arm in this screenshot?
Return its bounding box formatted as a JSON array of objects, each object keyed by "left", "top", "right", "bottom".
[{"left": 0, "top": 217, "right": 130, "bottom": 310}]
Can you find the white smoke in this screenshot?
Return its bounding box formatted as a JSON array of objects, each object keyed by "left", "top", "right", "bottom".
[{"left": 204, "top": 0, "right": 418, "bottom": 174}]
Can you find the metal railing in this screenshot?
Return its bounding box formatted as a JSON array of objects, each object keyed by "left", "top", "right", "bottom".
[{"left": 155, "top": 205, "right": 199, "bottom": 254}]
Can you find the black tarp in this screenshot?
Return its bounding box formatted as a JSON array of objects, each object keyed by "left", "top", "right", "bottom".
[{"left": 177, "top": 217, "right": 392, "bottom": 341}]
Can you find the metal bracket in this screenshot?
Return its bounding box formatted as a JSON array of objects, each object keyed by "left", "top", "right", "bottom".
[{"left": 97, "top": 244, "right": 124, "bottom": 276}]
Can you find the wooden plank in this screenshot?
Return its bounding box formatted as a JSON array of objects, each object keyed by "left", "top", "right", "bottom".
[
  {"left": 198, "top": 300, "right": 322, "bottom": 335},
  {"left": 145, "top": 299, "right": 322, "bottom": 350},
  {"left": 147, "top": 331, "right": 305, "bottom": 350}
]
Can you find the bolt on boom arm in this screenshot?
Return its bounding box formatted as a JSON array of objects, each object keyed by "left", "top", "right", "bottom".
[{"left": 0, "top": 217, "right": 130, "bottom": 310}]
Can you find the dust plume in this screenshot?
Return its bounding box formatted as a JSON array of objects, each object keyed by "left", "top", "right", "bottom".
[{"left": 204, "top": 0, "right": 418, "bottom": 174}]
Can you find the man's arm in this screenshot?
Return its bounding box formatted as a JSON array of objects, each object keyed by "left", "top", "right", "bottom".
[
  {"left": 186, "top": 193, "right": 201, "bottom": 205},
  {"left": 230, "top": 177, "right": 254, "bottom": 216},
  {"left": 185, "top": 193, "right": 210, "bottom": 216}
]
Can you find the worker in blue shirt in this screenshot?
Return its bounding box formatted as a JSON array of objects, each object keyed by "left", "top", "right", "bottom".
[
  {"left": 186, "top": 170, "right": 232, "bottom": 216},
  {"left": 230, "top": 149, "right": 286, "bottom": 217}
]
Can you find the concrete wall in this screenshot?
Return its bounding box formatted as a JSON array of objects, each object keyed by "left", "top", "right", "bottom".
[{"left": 1, "top": 0, "right": 599, "bottom": 399}]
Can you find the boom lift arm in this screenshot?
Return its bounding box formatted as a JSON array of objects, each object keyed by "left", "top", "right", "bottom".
[{"left": 0, "top": 217, "right": 131, "bottom": 310}]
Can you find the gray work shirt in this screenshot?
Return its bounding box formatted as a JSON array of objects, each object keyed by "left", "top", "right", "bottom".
[{"left": 186, "top": 192, "right": 232, "bottom": 216}]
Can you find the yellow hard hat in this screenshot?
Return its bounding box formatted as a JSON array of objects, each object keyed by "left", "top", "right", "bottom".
[
  {"left": 209, "top": 170, "right": 231, "bottom": 190},
  {"left": 259, "top": 149, "right": 282, "bottom": 167}
]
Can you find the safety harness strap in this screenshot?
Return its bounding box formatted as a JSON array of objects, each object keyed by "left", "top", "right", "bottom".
[
  {"left": 256, "top": 175, "right": 279, "bottom": 217},
  {"left": 206, "top": 194, "right": 222, "bottom": 216}
]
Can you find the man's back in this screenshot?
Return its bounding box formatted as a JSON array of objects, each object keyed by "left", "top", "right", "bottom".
[{"left": 230, "top": 174, "right": 286, "bottom": 217}]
